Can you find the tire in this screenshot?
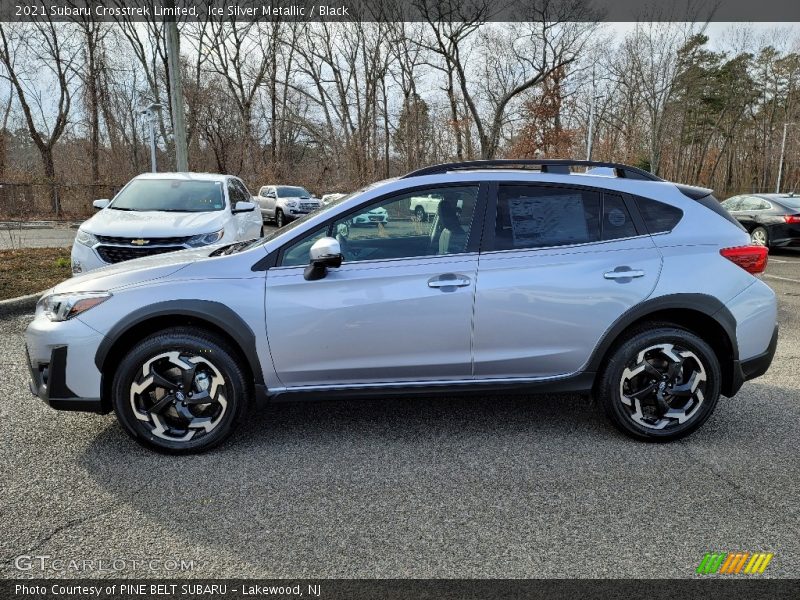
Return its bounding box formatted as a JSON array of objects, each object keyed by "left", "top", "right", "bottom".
[
  {"left": 112, "top": 327, "right": 251, "bottom": 454},
  {"left": 259, "top": 226, "right": 264, "bottom": 237},
  {"left": 596, "top": 323, "right": 721, "bottom": 442},
  {"left": 276, "top": 209, "right": 285, "bottom": 228},
  {"left": 414, "top": 205, "right": 426, "bottom": 221},
  {"left": 751, "top": 226, "right": 769, "bottom": 247}
]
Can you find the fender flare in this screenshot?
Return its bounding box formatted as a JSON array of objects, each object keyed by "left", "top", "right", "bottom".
[
  {"left": 584, "top": 292, "right": 739, "bottom": 373},
  {"left": 94, "top": 299, "right": 264, "bottom": 385}
]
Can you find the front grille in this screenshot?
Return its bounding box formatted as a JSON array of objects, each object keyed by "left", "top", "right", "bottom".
[
  {"left": 96, "top": 245, "right": 184, "bottom": 264},
  {"left": 95, "top": 235, "right": 192, "bottom": 245},
  {"left": 299, "top": 203, "right": 319, "bottom": 211}
]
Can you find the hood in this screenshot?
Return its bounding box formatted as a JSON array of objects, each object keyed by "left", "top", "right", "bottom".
[
  {"left": 81, "top": 208, "right": 226, "bottom": 238},
  {"left": 52, "top": 246, "right": 223, "bottom": 294}
]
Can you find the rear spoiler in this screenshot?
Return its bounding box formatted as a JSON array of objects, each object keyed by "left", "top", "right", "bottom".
[
  {"left": 674, "top": 183, "right": 746, "bottom": 232},
  {"left": 675, "top": 183, "right": 713, "bottom": 200}
]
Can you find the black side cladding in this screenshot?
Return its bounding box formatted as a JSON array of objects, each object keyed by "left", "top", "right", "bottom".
[{"left": 675, "top": 183, "right": 747, "bottom": 232}]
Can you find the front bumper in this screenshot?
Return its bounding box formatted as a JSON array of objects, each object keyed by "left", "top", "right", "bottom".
[
  {"left": 27, "top": 345, "right": 104, "bottom": 412},
  {"left": 26, "top": 311, "right": 107, "bottom": 412},
  {"left": 285, "top": 208, "right": 319, "bottom": 220},
  {"left": 71, "top": 242, "right": 109, "bottom": 275}
]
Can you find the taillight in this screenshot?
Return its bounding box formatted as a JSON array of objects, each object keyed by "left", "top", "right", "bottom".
[
  {"left": 720, "top": 245, "right": 768, "bottom": 274},
  {"left": 784, "top": 214, "right": 800, "bottom": 224}
]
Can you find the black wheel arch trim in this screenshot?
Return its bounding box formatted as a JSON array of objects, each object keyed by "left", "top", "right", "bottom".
[
  {"left": 585, "top": 293, "right": 739, "bottom": 392},
  {"left": 94, "top": 300, "right": 265, "bottom": 386}
]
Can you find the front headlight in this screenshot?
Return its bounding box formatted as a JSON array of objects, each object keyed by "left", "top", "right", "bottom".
[
  {"left": 36, "top": 291, "right": 111, "bottom": 322},
  {"left": 185, "top": 229, "right": 224, "bottom": 248},
  {"left": 285, "top": 200, "right": 298, "bottom": 208},
  {"left": 75, "top": 229, "right": 98, "bottom": 247}
]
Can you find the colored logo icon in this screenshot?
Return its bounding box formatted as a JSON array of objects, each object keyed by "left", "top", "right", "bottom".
[{"left": 697, "top": 552, "right": 774, "bottom": 574}]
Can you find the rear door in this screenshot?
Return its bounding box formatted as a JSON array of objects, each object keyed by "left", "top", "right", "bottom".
[{"left": 472, "top": 182, "right": 662, "bottom": 379}]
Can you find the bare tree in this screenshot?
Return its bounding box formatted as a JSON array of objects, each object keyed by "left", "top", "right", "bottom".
[
  {"left": 419, "top": 0, "right": 597, "bottom": 159},
  {"left": 0, "top": 20, "right": 79, "bottom": 214}
]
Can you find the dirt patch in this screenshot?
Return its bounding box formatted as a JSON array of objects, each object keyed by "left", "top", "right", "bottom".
[{"left": 0, "top": 247, "right": 72, "bottom": 300}]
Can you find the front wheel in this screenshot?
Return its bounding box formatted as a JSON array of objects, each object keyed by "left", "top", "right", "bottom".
[
  {"left": 414, "top": 206, "right": 426, "bottom": 221},
  {"left": 112, "top": 328, "right": 250, "bottom": 453},
  {"left": 597, "top": 324, "right": 720, "bottom": 441},
  {"left": 275, "top": 209, "right": 285, "bottom": 228}
]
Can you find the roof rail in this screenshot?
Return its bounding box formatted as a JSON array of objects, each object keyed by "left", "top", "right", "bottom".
[{"left": 400, "top": 159, "right": 663, "bottom": 182}]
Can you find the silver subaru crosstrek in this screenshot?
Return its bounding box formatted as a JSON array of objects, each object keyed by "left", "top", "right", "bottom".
[{"left": 25, "top": 160, "right": 778, "bottom": 453}]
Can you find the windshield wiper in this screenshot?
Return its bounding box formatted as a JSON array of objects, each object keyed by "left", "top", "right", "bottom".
[{"left": 110, "top": 206, "right": 135, "bottom": 211}]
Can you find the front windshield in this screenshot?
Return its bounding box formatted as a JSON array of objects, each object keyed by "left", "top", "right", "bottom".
[
  {"left": 111, "top": 179, "right": 225, "bottom": 212},
  {"left": 277, "top": 186, "right": 310, "bottom": 198}
]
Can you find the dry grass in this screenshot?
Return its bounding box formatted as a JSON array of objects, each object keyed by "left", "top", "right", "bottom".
[{"left": 0, "top": 247, "right": 72, "bottom": 300}]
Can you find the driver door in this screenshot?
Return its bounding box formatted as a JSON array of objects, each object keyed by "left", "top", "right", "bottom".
[{"left": 264, "top": 184, "right": 485, "bottom": 389}]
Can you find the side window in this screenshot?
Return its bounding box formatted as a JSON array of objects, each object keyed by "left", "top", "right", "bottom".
[
  {"left": 739, "top": 197, "right": 760, "bottom": 211},
  {"left": 331, "top": 185, "right": 479, "bottom": 263},
  {"left": 602, "top": 193, "right": 637, "bottom": 240},
  {"left": 635, "top": 196, "right": 683, "bottom": 234},
  {"left": 721, "top": 197, "right": 741, "bottom": 211},
  {"left": 756, "top": 199, "right": 772, "bottom": 210},
  {"left": 493, "top": 185, "right": 601, "bottom": 251},
  {"left": 227, "top": 180, "right": 247, "bottom": 206},
  {"left": 235, "top": 179, "right": 252, "bottom": 199},
  {"left": 281, "top": 226, "right": 329, "bottom": 267}
]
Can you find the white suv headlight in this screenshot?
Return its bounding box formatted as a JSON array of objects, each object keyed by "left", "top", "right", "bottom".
[
  {"left": 75, "top": 229, "right": 98, "bottom": 247},
  {"left": 186, "top": 229, "right": 224, "bottom": 248},
  {"left": 285, "top": 200, "right": 298, "bottom": 208},
  {"left": 37, "top": 291, "right": 111, "bottom": 322}
]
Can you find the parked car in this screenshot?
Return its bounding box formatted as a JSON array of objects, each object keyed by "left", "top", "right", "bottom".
[
  {"left": 71, "top": 173, "right": 262, "bottom": 275},
  {"left": 321, "top": 192, "right": 347, "bottom": 205},
  {"left": 256, "top": 185, "right": 321, "bottom": 227},
  {"left": 409, "top": 192, "right": 462, "bottom": 221},
  {"left": 27, "top": 159, "right": 777, "bottom": 453},
  {"left": 720, "top": 193, "right": 800, "bottom": 248},
  {"left": 350, "top": 206, "right": 389, "bottom": 226}
]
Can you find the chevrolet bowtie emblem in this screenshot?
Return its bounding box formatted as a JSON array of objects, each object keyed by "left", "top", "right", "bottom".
[{"left": 131, "top": 239, "right": 149, "bottom": 246}]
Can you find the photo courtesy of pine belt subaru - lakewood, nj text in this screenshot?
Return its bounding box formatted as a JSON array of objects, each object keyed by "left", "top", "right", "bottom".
[
  {"left": 26, "top": 160, "right": 778, "bottom": 453},
  {"left": 71, "top": 173, "right": 263, "bottom": 274}
]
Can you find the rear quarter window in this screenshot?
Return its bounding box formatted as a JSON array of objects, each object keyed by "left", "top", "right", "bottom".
[{"left": 634, "top": 196, "right": 684, "bottom": 234}]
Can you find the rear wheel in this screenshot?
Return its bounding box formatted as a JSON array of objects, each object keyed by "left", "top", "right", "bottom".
[
  {"left": 112, "top": 328, "right": 250, "bottom": 453},
  {"left": 597, "top": 324, "right": 720, "bottom": 441},
  {"left": 751, "top": 226, "right": 769, "bottom": 247}
]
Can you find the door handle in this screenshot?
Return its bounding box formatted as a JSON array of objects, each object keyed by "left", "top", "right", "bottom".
[
  {"left": 604, "top": 268, "right": 645, "bottom": 280},
  {"left": 428, "top": 274, "right": 471, "bottom": 288}
]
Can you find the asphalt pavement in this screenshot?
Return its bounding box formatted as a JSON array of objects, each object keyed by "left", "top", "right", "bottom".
[
  {"left": 0, "top": 223, "right": 78, "bottom": 250},
  {"left": 0, "top": 250, "right": 798, "bottom": 579}
]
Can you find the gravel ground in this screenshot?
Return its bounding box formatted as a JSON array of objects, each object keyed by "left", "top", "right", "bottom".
[{"left": 0, "top": 250, "right": 798, "bottom": 580}]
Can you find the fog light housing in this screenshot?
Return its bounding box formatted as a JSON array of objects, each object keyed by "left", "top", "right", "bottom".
[{"left": 71, "top": 260, "right": 82, "bottom": 274}]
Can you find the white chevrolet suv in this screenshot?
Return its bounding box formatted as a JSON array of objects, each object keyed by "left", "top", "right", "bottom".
[
  {"left": 27, "top": 160, "right": 777, "bottom": 453},
  {"left": 71, "top": 173, "right": 263, "bottom": 274}
]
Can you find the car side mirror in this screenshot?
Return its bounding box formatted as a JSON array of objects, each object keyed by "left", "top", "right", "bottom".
[
  {"left": 93, "top": 199, "right": 110, "bottom": 210},
  {"left": 304, "top": 237, "right": 343, "bottom": 281},
  {"left": 232, "top": 200, "right": 256, "bottom": 213}
]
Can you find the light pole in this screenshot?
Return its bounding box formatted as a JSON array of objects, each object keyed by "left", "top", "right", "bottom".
[
  {"left": 776, "top": 122, "right": 795, "bottom": 193},
  {"left": 586, "top": 92, "right": 597, "bottom": 161},
  {"left": 164, "top": 6, "right": 188, "bottom": 172},
  {"left": 139, "top": 103, "right": 162, "bottom": 173},
  {"left": 586, "top": 68, "right": 599, "bottom": 161}
]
